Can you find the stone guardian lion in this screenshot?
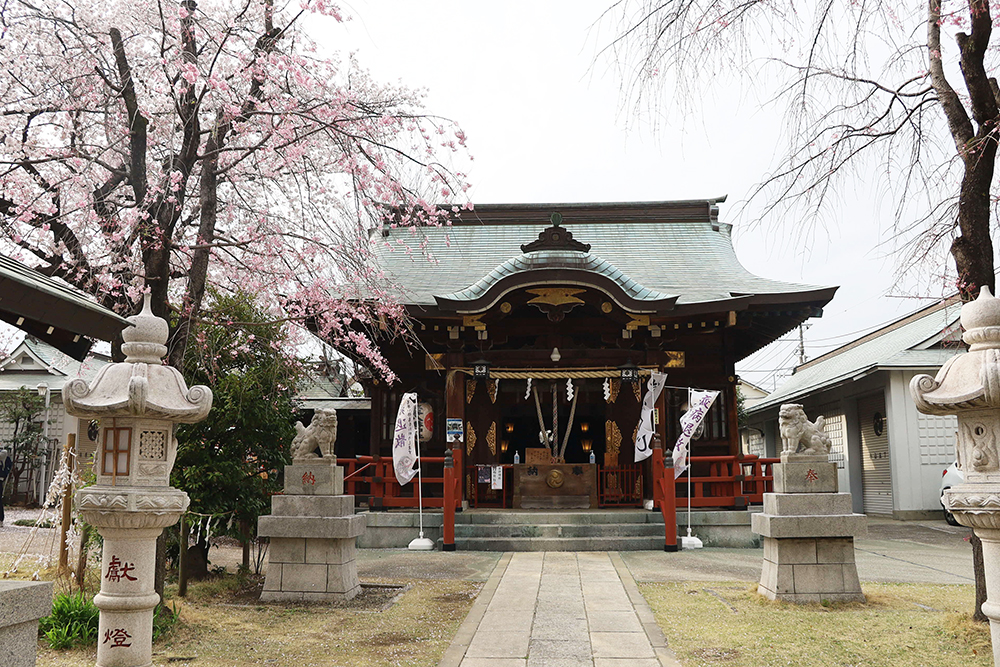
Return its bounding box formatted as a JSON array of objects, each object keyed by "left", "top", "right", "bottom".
[
  {"left": 291, "top": 408, "right": 338, "bottom": 460},
  {"left": 778, "top": 403, "right": 832, "bottom": 456}
]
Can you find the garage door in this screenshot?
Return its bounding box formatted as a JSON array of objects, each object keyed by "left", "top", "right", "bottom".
[{"left": 858, "top": 393, "right": 892, "bottom": 515}]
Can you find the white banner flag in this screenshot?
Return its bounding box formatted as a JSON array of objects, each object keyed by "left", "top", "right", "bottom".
[
  {"left": 392, "top": 392, "right": 419, "bottom": 486},
  {"left": 634, "top": 372, "right": 668, "bottom": 462},
  {"left": 672, "top": 389, "right": 720, "bottom": 478}
]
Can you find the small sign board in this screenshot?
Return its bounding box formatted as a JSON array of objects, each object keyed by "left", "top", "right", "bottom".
[
  {"left": 491, "top": 465, "right": 503, "bottom": 490},
  {"left": 525, "top": 448, "right": 551, "bottom": 465},
  {"left": 446, "top": 418, "right": 464, "bottom": 443}
]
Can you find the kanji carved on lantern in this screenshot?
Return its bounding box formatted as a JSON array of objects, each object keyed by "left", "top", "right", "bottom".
[
  {"left": 63, "top": 294, "right": 212, "bottom": 667},
  {"left": 911, "top": 286, "right": 1000, "bottom": 665}
]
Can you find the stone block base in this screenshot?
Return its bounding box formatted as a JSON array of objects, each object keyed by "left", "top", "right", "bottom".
[
  {"left": 283, "top": 462, "right": 344, "bottom": 495},
  {"left": 258, "top": 486, "right": 364, "bottom": 602},
  {"left": 751, "top": 510, "right": 867, "bottom": 539},
  {"left": 0, "top": 581, "right": 53, "bottom": 667},
  {"left": 774, "top": 461, "right": 838, "bottom": 494},
  {"left": 757, "top": 536, "right": 864, "bottom": 603}
]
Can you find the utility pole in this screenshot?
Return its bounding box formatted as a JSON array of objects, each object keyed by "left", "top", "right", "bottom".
[{"left": 797, "top": 323, "right": 811, "bottom": 366}]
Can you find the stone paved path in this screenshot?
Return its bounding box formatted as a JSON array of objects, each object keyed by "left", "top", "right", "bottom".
[{"left": 438, "top": 551, "right": 681, "bottom": 667}]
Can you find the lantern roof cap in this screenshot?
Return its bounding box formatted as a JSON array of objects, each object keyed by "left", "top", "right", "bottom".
[
  {"left": 911, "top": 286, "right": 1000, "bottom": 414},
  {"left": 62, "top": 295, "right": 212, "bottom": 422}
]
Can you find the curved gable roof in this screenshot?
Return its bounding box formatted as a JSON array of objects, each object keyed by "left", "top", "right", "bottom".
[{"left": 374, "top": 200, "right": 836, "bottom": 312}]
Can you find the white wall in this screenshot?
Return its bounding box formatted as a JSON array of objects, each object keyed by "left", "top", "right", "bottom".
[{"left": 887, "top": 370, "right": 957, "bottom": 514}]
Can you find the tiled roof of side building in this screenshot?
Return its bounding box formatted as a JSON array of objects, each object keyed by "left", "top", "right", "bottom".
[
  {"left": 373, "top": 201, "right": 835, "bottom": 308},
  {"left": 747, "top": 296, "right": 963, "bottom": 414},
  {"left": 0, "top": 337, "right": 108, "bottom": 391}
]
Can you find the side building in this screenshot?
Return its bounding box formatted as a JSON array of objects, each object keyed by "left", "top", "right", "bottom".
[{"left": 743, "top": 295, "right": 962, "bottom": 519}]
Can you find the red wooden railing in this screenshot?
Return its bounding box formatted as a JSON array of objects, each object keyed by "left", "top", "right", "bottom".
[
  {"left": 740, "top": 455, "right": 779, "bottom": 504},
  {"left": 338, "top": 449, "right": 775, "bottom": 551},
  {"left": 599, "top": 465, "right": 643, "bottom": 507},
  {"left": 338, "top": 448, "right": 464, "bottom": 510},
  {"left": 467, "top": 464, "right": 514, "bottom": 508}
]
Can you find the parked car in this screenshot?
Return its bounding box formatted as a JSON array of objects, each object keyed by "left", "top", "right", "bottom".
[{"left": 940, "top": 461, "right": 964, "bottom": 526}]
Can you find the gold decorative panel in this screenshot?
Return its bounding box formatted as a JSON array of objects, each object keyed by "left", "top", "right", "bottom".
[
  {"left": 607, "top": 379, "right": 620, "bottom": 404},
  {"left": 601, "top": 302, "right": 613, "bottom": 313},
  {"left": 666, "top": 351, "right": 685, "bottom": 368},
  {"left": 500, "top": 301, "right": 512, "bottom": 313},
  {"left": 488, "top": 379, "right": 498, "bottom": 403},
  {"left": 626, "top": 313, "right": 650, "bottom": 330},
  {"left": 526, "top": 287, "right": 586, "bottom": 306},
  {"left": 425, "top": 353, "right": 445, "bottom": 370},
  {"left": 632, "top": 382, "right": 641, "bottom": 403},
  {"left": 632, "top": 422, "right": 640, "bottom": 447},
  {"left": 463, "top": 314, "right": 486, "bottom": 330},
  {"left": 606, "top": 420, "right": 622, "bottom": 457},
  {"left": 487, "top": 422, "right": 497, "bottom": 455},
  {"left": 466, "top": 380, "right": 476, "bottom": 404},
  {"left": 466, "top": 422, "right": 476, "bottom": 455}
]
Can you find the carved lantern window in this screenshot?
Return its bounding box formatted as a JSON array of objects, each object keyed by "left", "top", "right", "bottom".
[{"left": 102, "top": 425, "right": 132, "bottom": 480}]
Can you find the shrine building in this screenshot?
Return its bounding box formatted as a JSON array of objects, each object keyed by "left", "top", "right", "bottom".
[{"left": 363, "top": 199, "right": 836, "bottom": 509}]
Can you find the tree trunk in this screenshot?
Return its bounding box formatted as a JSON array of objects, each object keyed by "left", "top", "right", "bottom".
[
  {"left": 154, "top": 531, "right": 166, "bottom": 601},
  {"left": 240, "top": 519, "right": 250, "bottom": 571},
  {"left": 971, "top": 532, "right": 989, "bottom": 622}
]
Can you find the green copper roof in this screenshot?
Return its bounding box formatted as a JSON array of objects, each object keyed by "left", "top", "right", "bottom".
[
  {"left": 374, "top": 201, "right": 834, "bottom": 309},
  {"left": 437, "top": 249, "right": 674, "bottom": 304}
]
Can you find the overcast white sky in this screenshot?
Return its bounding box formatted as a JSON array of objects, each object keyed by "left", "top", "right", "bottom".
[{"left": 318, "top": 1, "right": 953, "bottom": 391}]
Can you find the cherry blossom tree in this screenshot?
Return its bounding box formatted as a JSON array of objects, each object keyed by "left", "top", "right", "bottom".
[
  {"left": 601, "top": 0, "right": 997, "bottom": 298},
  {"left": 1, "top": 0, "right": 470, "bottom": 372}
]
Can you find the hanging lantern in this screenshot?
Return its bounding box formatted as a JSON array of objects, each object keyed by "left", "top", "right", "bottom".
[
  {"left": 473, "top": 359, "right": 491, "bottom": 379},
  {"left": 619, "top": 360, "right": 640, "bottom": 384},
  {"left": 418, "top": 402, "right": 434, "bottom": 443}
]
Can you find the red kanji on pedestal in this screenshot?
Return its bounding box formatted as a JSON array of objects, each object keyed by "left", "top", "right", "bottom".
[
  {"left": 105, "top": 555, "right": 137, "bottom": 582},
  {"left": 302, "top": 471, "right": 316, "bottom": 485},
  {"left": 103, "top": 628, "right": 132, "bottom": 648},
  {"left": 806, "top": 469, "right": 819, "bottom": 482}
]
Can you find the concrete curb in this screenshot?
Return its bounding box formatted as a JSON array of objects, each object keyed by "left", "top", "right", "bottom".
[
  {"left": 610, "top": 551, "right": 683, "bottom": 667},
  {"left": 436, "top": 551, "right": 512, "bottom": 667}
]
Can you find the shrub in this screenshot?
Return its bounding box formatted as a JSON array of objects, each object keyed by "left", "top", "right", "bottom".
[
  {"left": 39, "top": 594, "right": 179, "bottom": 648},
  {"left": 39, "top": 592, "right": 99, "bottom": 648}
]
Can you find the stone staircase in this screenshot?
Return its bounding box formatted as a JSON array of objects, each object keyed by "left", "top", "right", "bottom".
[{"left": 453, "top": 510, "right": 667, "bottom": 551}]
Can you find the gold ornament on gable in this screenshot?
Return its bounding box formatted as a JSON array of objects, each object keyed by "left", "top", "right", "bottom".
[
  {"left": 466, "top": 380, "right": 476, "bottom": 404},
  {"left": 466, "top": 422, "right": 476, "bottom": 455},
  {"left": 526, "top": 287, "right": 586, "bottom": 306},
  {"left": 487, "top": 422, "right": 497, "bottom": 455},
  {"left": 606, "top": 420, "right": 622, "bottom": 457}
]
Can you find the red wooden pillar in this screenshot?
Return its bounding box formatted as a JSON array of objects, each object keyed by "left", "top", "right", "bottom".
[
  {"left": 442, "top": 448, "right": 456, "bottom": 551},
  {"left": 445, "top": 365, "right": 465, "bottom": 501},
  {"left": 652, "top": 434, "right": 678, "bottom": 552}
]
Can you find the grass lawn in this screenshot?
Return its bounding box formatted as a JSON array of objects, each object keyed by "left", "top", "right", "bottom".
[
  {"left": 640, "top": 581, "right": 992, "bottom": 667},
  {"left": 30, "top": 570, "right": 480, "bottom": 667}
]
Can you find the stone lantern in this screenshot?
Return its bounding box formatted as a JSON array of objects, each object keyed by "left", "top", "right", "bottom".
[
  {"left": 911, "top": 286, "right": 1000, "bottom": 664},
  {"left": 63, "top": 295, "right": 211, "bottom": 667}
]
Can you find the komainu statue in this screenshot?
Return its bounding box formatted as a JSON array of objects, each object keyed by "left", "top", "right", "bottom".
[
  {"left": 778, "top": 404, "right": 832, "bottom": 457},
  {"left": 291, "top": 408, "right": 338, "bottom": 460}
]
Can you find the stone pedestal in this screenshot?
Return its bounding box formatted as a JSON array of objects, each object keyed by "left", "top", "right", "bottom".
[
  {"left": 0, "top": 580, "right": 52, "bottom": 667},
  {"left": 258, "top": 460, "right": 365, "bottom": 601},
  {"left": 63, "top": 294, "right": 211, "bottom": 667},
  {"left": 910, "top": 287, "right": 1000, "bottom": 665},
  {"left": 751, "top": 456, "right": 867, "bottom": 603}
]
